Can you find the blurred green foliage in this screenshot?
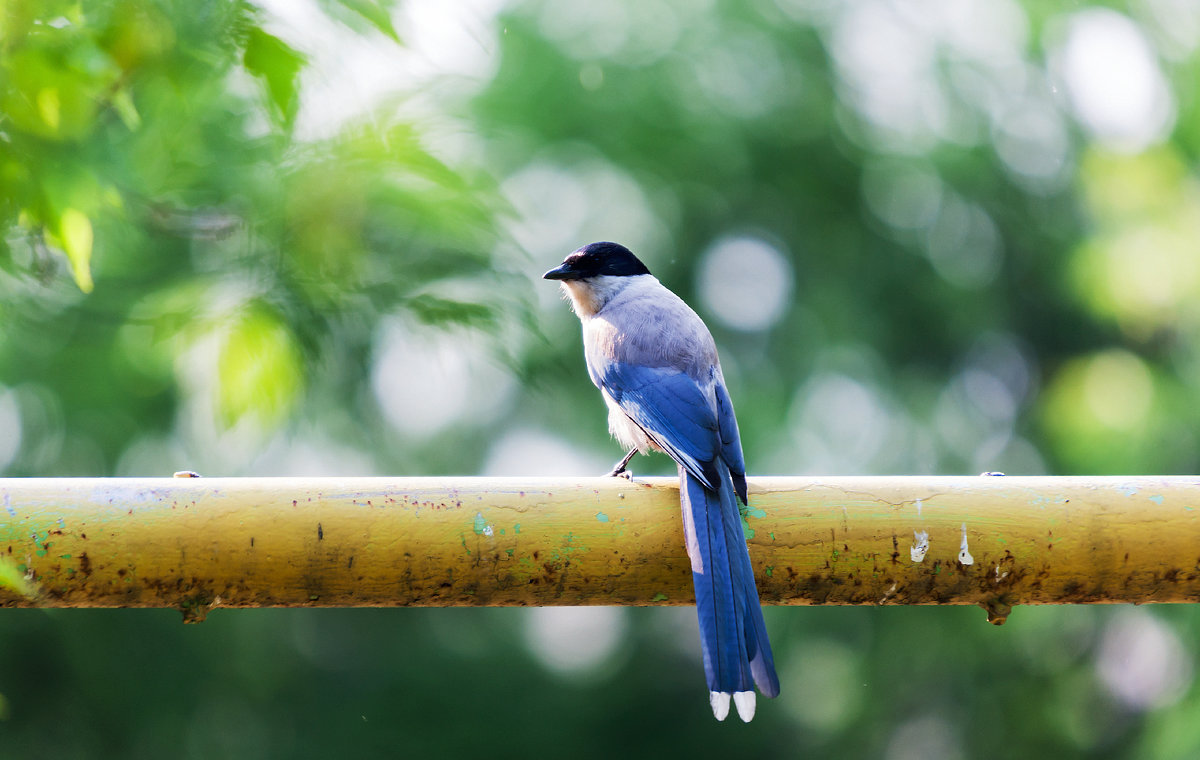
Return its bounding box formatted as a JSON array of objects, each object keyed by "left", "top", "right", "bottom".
[
  {"left": 0, "top": 0, "right": 518, "bottom": 478},
  {"left": 2, "top": 0, "right": 1200, "bottom": 757}
]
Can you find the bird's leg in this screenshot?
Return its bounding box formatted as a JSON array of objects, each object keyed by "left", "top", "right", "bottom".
[{"left": 606, "top": 448, "right": 638, "bottom": 480}]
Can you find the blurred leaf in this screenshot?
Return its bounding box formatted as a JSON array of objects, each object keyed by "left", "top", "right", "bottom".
[
  {"left": 110, "top": 88, "right": 141, "bottom": 130},
  {"left": 335, "top": 0, "right": 400, "bottom": 42},
  {"left": 216, "top": 306, "right": 304, "bottom": 427},
  {"left": 242, "top": 26, "right": 305, "bottom": 129},
  {"left": 1, "top": 0, "right": 37, "bottom": 42},
  {"left": 283, "top": 162, "right": 368, "bottom": 291},
  {"left": 316, "top": 0, "right": 401, "bottom": 42},
  {"left": 129, "top": 280, "right": 212, "bottom": 338},
  {"left": 51, "top": 208, "right": 94, "bottom": 293},
  {"left": 99, "top": 0, "right": 176, "bottom": 71},
  {"left": 0, "top": 45, "right": 116, "bottom": 140},
  {"left": 405, "top": 294, "right": 496, "bottom": 329}
]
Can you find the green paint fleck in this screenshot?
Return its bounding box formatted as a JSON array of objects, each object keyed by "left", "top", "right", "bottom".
[
  {"left": 34, "top": 549, "right": 46, "bottom": 558},
  {"left": 505, "top": 548, "right": 515, "bottom": 557},
  {"left": 59, "top": 554, "right": 72, "bottom": 560},
  {"left": 933, "top": 564, "right": 941, "bottom": 575},
  {"left": 1150, "top": 494, "right": 1164, "bottom": 505},
  {"left": 769, "top": 532, "right": 776, "bottom": 541},
  {"left": 514, "top": 523, "right": 521, "bottom": 534},
  {"left": 746, "top": 506, "right": 767, "bottom": 519},
  {"left": 651, "top": 592, "right": 668, "bottom": 602},
  {"left": 472, "top": 513, "right": 488, "bottom": 535},
  {"left": 831, "top": 550, "right": 839, "bottom": 560},
  {"left": 742, "top": 522, "right": 755, "bottom": 540},
  {"left": 500, "top": 528, "right": 506, "bottom": 536},
  {"left": 765, "top": 566, "right": 774, "bottom": 577},
  {"left": 596, "top": 512, "right": 609, "bottom": 522}
]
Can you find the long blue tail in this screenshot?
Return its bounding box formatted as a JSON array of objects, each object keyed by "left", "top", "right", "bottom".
[{"left": 679, "top": 463, "right": 779, "bottom": 715}]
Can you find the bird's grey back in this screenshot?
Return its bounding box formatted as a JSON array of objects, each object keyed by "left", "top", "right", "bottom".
[{"left": 584, "top": 275, "right": 719, "bottom": 380}]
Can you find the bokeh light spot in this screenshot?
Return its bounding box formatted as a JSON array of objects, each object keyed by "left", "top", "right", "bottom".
[
  {"left": 781, "top": 638, "right": 862, "bottom": 732},
  {"left": 862, "top": 160, "right": 942, "bottom": 232},
  {"left": 1041, "top": 348, "right": 1164, "bottom": 472},
  {"left": 1082, "top": 350, "right": 1154, "bottom": 431},
  {"left": 1054, "top": 9, "right": 1175, "bottom": 152},
  {"left": 924, "top": 193, "right": 1002, "bottom": 289},
  {"left": 1096, "top": 608, "right": 1193, "bottom": 710},
  {"left": 993, "top": 101, "right": 1071, "bottom": 192},
  {"left": 371, "top": 319, "right": 516, "bottom": 437},
  {"left": 885, "top": 714, "right": 964, "bottom": 760},
  {"left": 697, "top": 236, "right": 793, "bottom": 332},
  {"left": 483, "top": 428, "right": 607, "bottom": 476},
  {"left": 524, "top": 607, "right": 628, "bottom": 676},
  {"left": 792, "top": 372, "right": 891, "bottom": 472},
  {"left": 0, "top": 389, "right": 21, "bottom": 473},
  {"left": 1137, "top": 0, "right": 1200, "bottom": 59}
]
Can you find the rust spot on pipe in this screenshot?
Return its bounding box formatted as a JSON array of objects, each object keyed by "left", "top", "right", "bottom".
[{"left": 0, "top": 475, "right": 1197, "bottom": 609}]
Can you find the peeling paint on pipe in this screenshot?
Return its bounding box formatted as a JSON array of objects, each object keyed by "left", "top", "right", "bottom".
[{"left": 0, "top": 476, "right": 1197, "bottom": 617}]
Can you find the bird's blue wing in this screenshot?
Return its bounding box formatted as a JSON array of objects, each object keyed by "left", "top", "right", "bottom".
[
  {"left": 713, "top": 378, "right": 748, "bottom": 505},
  {"left": 594, "top": 361, "right": 721, "bottom": 489}
]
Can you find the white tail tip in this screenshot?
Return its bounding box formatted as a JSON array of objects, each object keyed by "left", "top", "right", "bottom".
[
  {"left": 733, "top": 691, "right": 757, "bottom": 722},
  {"left": 709, "top": 691, "right": 731, "bottom": 721}
]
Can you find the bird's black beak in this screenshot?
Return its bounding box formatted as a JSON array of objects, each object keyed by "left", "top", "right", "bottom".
[{"left": 542, "top": 263, "right": 576, "bottom": 281}]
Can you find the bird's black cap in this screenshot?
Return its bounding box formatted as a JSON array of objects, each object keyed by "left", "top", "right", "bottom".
[{"left": 543, "top": 242, "right": 651, "bottom": 281}]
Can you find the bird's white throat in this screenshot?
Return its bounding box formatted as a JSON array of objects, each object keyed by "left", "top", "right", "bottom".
[{"left": 560, "top": 274, "right": 655, "bottom": 319}]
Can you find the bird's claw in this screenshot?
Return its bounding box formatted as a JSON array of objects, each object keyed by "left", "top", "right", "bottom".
[{"left": 606, "top": 448, "right": 638, "bottom": 480}]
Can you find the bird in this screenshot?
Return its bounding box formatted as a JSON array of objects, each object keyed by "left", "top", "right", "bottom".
[{"left": 543, "top": 241, "right": 779, "bottom": 722}]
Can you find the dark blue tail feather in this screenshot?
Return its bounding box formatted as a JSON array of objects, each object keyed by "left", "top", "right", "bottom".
[
  {"left": 680, "top": 463, "right": 778, "bottom": 697},
  {"left": 725, "top": 494, "right": 780, "bottom": 697}
]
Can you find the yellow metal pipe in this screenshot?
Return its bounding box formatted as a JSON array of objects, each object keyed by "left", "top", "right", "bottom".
[{"left": 0, "top": 476, "right": 1197, "bottom": 620}]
